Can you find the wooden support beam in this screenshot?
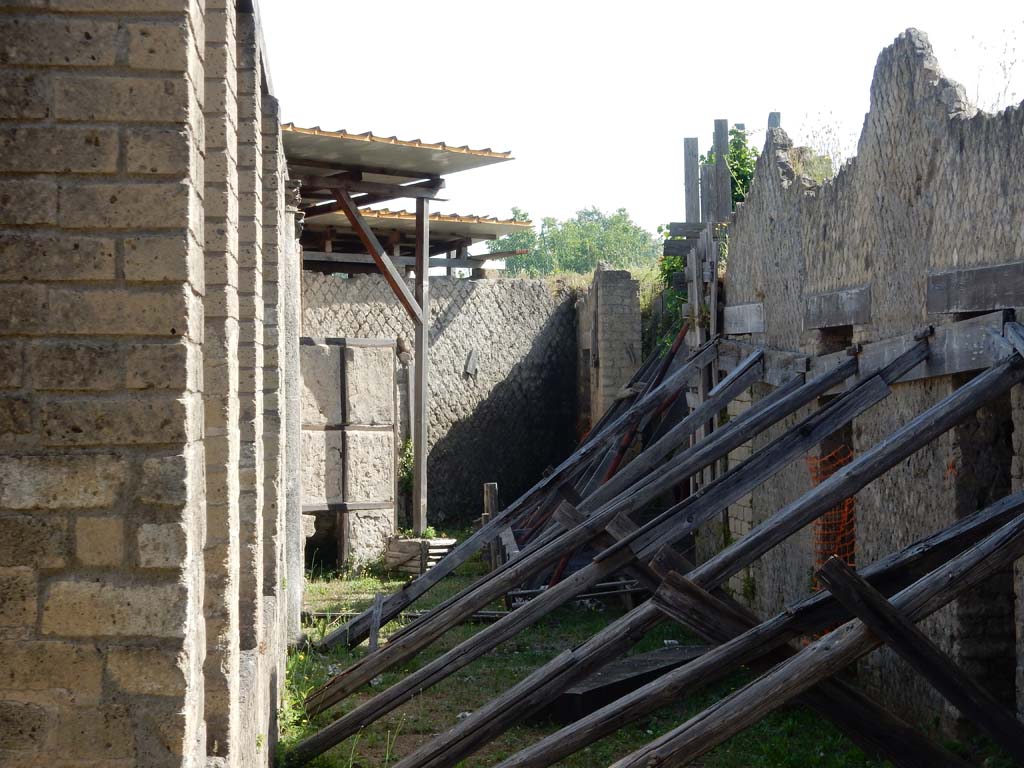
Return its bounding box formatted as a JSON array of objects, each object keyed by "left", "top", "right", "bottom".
[
  {"left": 333, "top": 189, "right": 422, "bottom": 324},
  {"left": 413, "top": 197, "right": 430, "bottom": 534},
  {"left": 613, "top": 507, "right": 1024, "bottom": 768},
  {"left": 712, "top": 119, "right": 731, "bottom": 221},
  {"left": 300, "top": 174, "right": 443, "bottom": 199},
  {"left": 817, "top": 558, "right": 1024, "bottom": 763},
  {"left": 495, "top": 492, "right": 1024, "bottom": 768}
]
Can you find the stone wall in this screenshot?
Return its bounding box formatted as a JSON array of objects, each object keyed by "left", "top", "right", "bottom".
[
  {"left": 300, "top": 338, "right": 397, "bottom": 568},
  {"left": 720, "top": 29, "right": 1024, "bottom": 726},
  {"left": 576, "top": 267, "right": 643, "bottom": 434},
  {"left": 302, "top": 273, "right": 577, "bottom": 527},
  {"left": 0, "top": 2, "right": 302, "bottom": 766}
]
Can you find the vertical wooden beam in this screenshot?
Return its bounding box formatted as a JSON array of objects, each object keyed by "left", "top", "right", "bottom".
[
  {"left": 683, "top": 137, "right": 700, "bottom": 223},
  {"left": 413, "top": 198, "right": 430, "bottom": 533},
  {"left": 484, "top": 482, "right": 499, "bottom": 571},
  {"left": 713, "top": 119, "right": 731, "bottom": 221}
]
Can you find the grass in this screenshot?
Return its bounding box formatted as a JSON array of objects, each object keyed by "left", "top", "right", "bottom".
[{"left": 280, "top": 557, "right": 1012, "bottom": 768}]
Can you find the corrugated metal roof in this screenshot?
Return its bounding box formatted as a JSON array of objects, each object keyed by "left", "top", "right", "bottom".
[
  {"left": 283, "top": 123, "right": 513, "bottom": 178},
  {"left": 303, "top": 207, "right": 532, "bottom": 240}
]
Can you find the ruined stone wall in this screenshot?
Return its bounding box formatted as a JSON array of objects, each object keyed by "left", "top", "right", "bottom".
[
  {"left": 0, "top": 2, "right": 301, "bottom": 766},
  {"left": 302, "top": 273, "right": 577, "bottom": 526},
  {"left": 721, "top": 29, "right": 1024, "bottom": 725}
]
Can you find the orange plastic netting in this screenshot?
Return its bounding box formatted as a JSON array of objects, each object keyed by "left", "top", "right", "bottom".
[{"left": 805, "top": 444, "right": 856, "bottom": 585}]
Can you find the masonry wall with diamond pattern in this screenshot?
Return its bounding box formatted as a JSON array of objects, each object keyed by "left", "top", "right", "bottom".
[{"left": 302, "top": 272, "right": 577, "bottom": 525}]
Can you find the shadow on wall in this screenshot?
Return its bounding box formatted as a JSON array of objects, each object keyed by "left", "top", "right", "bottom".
[{"left": 426, "top": 300, "right": 578, "bottom": 527}]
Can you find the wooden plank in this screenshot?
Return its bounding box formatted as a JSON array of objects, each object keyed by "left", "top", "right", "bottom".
[
  {"left": 927, "top": 260, "right": 1024, "bottom": 314},
  {"left": 499, "top": 526, "right": 520, "bottom": 561},
  {"left": 298, "top": 174, "right": 444, "bottom": 199},
  {"left": 613, "top": 508, "right": 1024, "bottom": 768},
  {"left": 803, "top": 285, "right": 871, "bottom": 329},
  {"left": 667, "top": 221, "right": 705, "bottom": 238},
  {"left": 483, "top": 483, "right": 498, "bottom": 571},
  {"left": 684, "top": 138, "right": 700, "bottom": 223},
  {"left": 333, "top": 189, "right": 423, "bottom": 324},
  {"left": 368, "top": 593, "right": 384, "bottom": 653},
  {"left": 817, "top": 558, "right": 1024, "bottom": 763},
  {"left": 413, "top": 198, "right": 430, "bottom": 533},
  {"left": 722, "top": 302, "right": 765, "bottom": 335},
  {"left": 717, "top": 338, "right": 807, "bottom": 386},
  {"left": 810, "top": 310, "right": 1013, "bottom": 387}
]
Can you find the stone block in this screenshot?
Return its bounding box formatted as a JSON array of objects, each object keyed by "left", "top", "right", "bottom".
[
  {"left": 0, "top": 126, "right": 118, "bottom": 174},
  {"left": 0, "top": 178, "right": 56, "bottom": 226},
  {"left": 0, "top": 567, "right": 35, "bottom": 627},
  {"left": 344, "top": 429, "right": 394, "bottom": 503},
  {"left": 137, "top": 522, "right": 187, "bottom": 568},
  {"left": 0, "top": 343, "right": 22, "bottom": 389},
  {"left": 42, "top": 396, "right": 187, "bottom": 446},
  {"left": 0, "top": 514, "right": 67, "bottom": 568},
  {"left": 343, "top": 509, "right": 393, "bottom": 565},
  {"left": 49, "top": 286, "right": 189, "bottom": 338},
  {"left": 0, "top": 16, "right": 117, "bottom": 67},
  {"left": 125, "top": 127, "right": 191, "bottom": 175},
  {"left": 76, "top": 516, "right": 123, "bottom": 567},
  {"left": 126, "top": 342, "right": 189, "bottom": 390},
  {"left": 0, "top": 72, "right": 49, "bottom": 120},
  {"left": 28, "top": 342, "right": 120, "bottom": 391},
  {"left": 0, "top": 700, "right": 48, "bottom": 750},
  {"left": 300, "top": 429, "right": 343, "bottom": 504},
  {"left": 41, "top": 580, "right": 187, "bottom": 638},
  {"left": 125, "top": 21, "right": 190, "bottom": 71},
  {"left": 300, "top": 342, "right": 342, "bottom": 427},
  {"left": 0, "top": 454, "right": 127, "bottom": 509},
  {"left": 58, "top": 182, "right": 191, "bottom": 230},
  {"left": 107, "top": 647, "right": 186, "bottom": 697},
  {"left": 137, "top": 453, "right": 190, "bottom": 507},
  {"left": 0, "top": 396, "right": 31, "bottom": 436},
  {"left": 344, "top": 344, "right": 395, "bottom": 426},
  {"left": 55, "top": 704, "right": 133, "bottom": 760},
  {"left": 0, "top": 284, "right": 48, "bottom": 335},
  {"left": 54, "top": 74, "right": 190, "bottom": 123},
  {"left": 125, "top": 234, "right": 201, "bottom": 286},
  {"left": 0, "top": 641, "right": 102, "bottom": 698}
]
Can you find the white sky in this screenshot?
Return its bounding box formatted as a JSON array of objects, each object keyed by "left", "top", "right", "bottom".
[{"left": 259, "top": 1, "right": 1022, "bottom": 241}]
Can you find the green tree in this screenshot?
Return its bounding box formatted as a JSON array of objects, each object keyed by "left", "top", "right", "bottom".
[
  {"left": 488, "top": 206, "right": 660, "bottom": 276},
  {"left": 702, "top": 125, "right": 759, "bottom": 204}
]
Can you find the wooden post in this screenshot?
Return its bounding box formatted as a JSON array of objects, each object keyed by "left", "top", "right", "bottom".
[
  {"left": 368, "top": 593, "right": 384, "bottom": 653},
  {"left": 768, "top": 111, "right": 781, "bottom": 129},
  {"left": 413, "top": 198, "right": 430, "bottom": 534},
  {"left": 683, "top": 137, "right": 700, "bottom": 223},
  {"left": 713, "top": 118, "right": 731, "bottom": 221},
  {"left": 484, "top": 482, "right": 499, "bottom": 571}
]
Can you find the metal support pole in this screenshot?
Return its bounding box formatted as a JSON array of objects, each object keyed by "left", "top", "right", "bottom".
[{"left": 413, "top": 198, "right": 430, "bottom": 533}]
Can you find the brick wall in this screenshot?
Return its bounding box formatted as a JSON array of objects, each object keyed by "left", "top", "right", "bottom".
[{"left": 0, "top": 2, "right": 301, "bottom": 766}]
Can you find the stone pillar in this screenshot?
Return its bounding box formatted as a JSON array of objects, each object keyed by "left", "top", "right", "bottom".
[
  {"left": 235, "top": 9, "right": 265, "bottom": 765},
  {"left": 284, "top": 189, "right": 305, "bottom": 645},
  {"left": 588, "top": 267, "right": 641, "bottom": 423},
  {"left": 0, "top": 1, "right": 208, "bottom": 766},
  {"left": 203, "top": 0, "right": 241, "bottom": 763},
  {"left": 342, "top": 340, "right": 397, "bottom": 564}
]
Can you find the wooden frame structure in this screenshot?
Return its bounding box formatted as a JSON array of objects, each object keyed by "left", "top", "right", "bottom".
[{"left": 284, "top": 124, "right": 524, "bottom": 533}]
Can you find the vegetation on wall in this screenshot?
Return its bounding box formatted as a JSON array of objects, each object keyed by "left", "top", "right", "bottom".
[{"left": 488, "top": 206, "right": 661, "bottom": 276}]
